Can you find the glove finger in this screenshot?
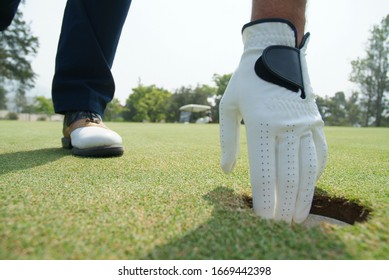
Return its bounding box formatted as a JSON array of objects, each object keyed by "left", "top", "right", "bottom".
[
  {"left": 219, "top": 96, "right": 242, "bottom": 174},
  {"left": 273, "top": 128, "right": 300, "bottom": 223},
  {"left": 312, "top": 127, "right": 328, "bottom": 180},
  {"left": 247, "top": 123, "right": 277, "bottom": 219},
  {"left": 293, "top": 132, "right": 317, "bottom": 223}
]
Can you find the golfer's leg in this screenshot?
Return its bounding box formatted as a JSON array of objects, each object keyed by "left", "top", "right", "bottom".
[
  {"left": 52, "top": 0, "right": 132, "bottom": 116},
  {"left": 0, "top": 0, "right": 21, "bottom": 31},
  {"left": 53, "top": 0, "right": 131, "bottom": 157},
  {"left": 251, "top": 0, "right": 307, "bottom": 45}
]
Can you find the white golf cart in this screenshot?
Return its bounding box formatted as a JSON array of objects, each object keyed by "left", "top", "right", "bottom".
[{"left": 179, "top": 104, "right": 212, "bottom": 124}]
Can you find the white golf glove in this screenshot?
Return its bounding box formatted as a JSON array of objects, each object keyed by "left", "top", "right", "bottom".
[{"left": 219, "top": 20, "right": 328, "bottom": 224}]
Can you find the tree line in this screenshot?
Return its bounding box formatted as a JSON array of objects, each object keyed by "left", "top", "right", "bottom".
[
  {"left": 104, "top": 74, "right": 230, "bottom": 123},
  {"left": 316, "top": 91, "right": 388, "bottom": 127},
  {"left": 12, "top": 77, "right": 388, "bottom": 127},
  {"left": 1, "top": 7, "right": 387, "bottom": 127},
  {"left": 0, "top": 6, "right": 38, "bottom": 113}
]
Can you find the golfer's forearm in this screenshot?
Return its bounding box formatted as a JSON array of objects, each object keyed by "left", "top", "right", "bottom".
[{"left": 251, "top": 0, "right": 307, "bottom": 44}]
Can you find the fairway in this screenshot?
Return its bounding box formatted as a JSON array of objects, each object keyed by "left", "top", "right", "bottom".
[{"left": 0, "top": 121, "right": 388, "bottom": 259}]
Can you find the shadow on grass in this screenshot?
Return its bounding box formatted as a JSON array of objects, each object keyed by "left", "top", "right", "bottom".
[
  {"left": 145, "top": 187, "right": 350, "bottom": 260},
  {"left": 0, "top": 148, "right": 68, "bottom": 176}
]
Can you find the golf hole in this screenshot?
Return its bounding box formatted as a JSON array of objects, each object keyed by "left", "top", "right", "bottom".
[
  {"left": 241, "top": 194, "right": 371, "bottom": 225},
  {"left": 309, "top": 194, "right": 371, "bottom": 225}
]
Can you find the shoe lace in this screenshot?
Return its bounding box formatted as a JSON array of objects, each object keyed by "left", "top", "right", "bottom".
[{"left": 85, "top": 114, "right": 101, "bottom": 124}]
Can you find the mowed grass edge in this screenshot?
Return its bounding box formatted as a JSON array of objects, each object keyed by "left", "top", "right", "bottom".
[{"left": 0, "top": 121, "right": 388, "bottom": 259}]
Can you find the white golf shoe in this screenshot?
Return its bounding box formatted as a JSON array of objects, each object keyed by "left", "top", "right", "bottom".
[{"left": 62, "top": 111, "right": 124, "bottom": 157}]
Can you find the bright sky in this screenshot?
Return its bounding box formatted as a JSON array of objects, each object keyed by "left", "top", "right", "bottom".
[{"left": 20, "top": 0, "right": 388, "bottom": 104}]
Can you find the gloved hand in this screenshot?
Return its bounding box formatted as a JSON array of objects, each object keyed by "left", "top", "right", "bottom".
[{"left": 219, "top": 19, "right": 328, "bottom": 224}]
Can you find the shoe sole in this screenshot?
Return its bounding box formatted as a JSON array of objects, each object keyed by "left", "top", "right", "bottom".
[{"left": 62, "top": 137, "right": 124, "bottom": 157}]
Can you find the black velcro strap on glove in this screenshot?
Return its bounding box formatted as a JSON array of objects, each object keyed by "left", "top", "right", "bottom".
[{"left": 255, "top": 46, "right": 306, "bottom": 99}]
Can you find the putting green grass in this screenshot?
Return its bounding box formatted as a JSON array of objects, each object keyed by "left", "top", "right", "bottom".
[{"left": 0, "top": 121, "right": 388, "bottom": 259}]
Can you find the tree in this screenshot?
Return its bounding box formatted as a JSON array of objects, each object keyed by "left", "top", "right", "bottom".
[
  {"left": 103, "top": 98, "right": 124, "bottom": 122},
  {"left": 0, "top": 4, "right": 39, "bottom": 111},
  {"left": 345, "top": 92, "right": 362, "bottom": 126},
  {"left": 316, "top": 92, "right": 362, "bottom": 127},
  {"left": 124, "top": 84, "right": 172, "bottom": 122},
  {"left": 350, "top": 15, "right": 389, "bottom": 127},
  {"left": 121, "top": 74, "right": 232, "bottom": 123},
  {"left": 212, "top": 73, "right": 232, "bottom": 123},
  {"left": 166, "top": 84, "right": 215, "bottom": 122},
  {"left": 326, "top": 91, "right": 347, "bottom": 126},
  {"left": 0, "top": 87, "right": 7, "bottom": 110},
  {"left": 34, "top": 96, "right": 54, "bottom": 117},
  {"left": 14, "top": 88, "right": 27, "bottom": 113}
]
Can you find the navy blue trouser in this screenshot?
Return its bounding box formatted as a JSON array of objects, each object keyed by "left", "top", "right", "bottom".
[
  {"left": 0, "top": 0, "right": 132, "bottom": 116},
  {"left": 0, "top": 0, "right": 20, "bottom": 30}
]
